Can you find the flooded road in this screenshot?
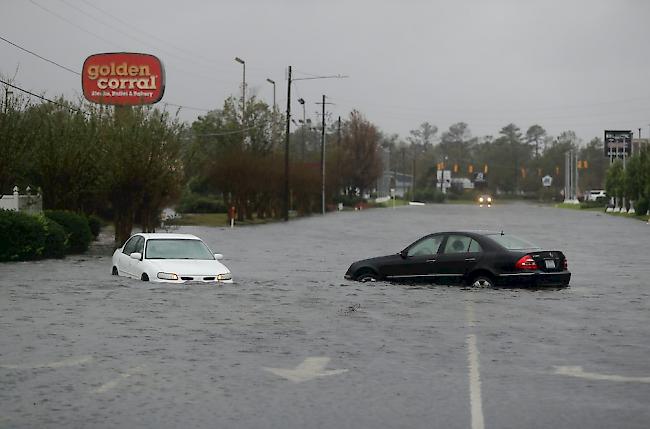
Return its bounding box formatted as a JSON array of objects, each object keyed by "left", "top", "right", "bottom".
[{"left": 1, "top": 202, "right": 649, "bottom": 428}]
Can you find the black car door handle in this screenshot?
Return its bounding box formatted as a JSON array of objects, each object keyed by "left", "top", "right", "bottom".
[
  {"left": 465, "top": 257, "right": 476, "bottom": 261},
  {"left": 426, "top": 258, "right": 437, "bottom": 263}
]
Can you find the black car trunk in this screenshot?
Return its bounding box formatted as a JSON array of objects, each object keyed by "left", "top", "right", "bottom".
[{"left": 528, "top": 251, "right": 566, "bottom": 272}]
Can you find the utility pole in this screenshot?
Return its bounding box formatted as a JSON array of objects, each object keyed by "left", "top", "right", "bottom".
[
  {"left": 321, "top": 95, "right": 326, "bottom": 214},
  {"left": 282, "top": 70, "right": 348, "bottom": 220},
  {"left": 4, "top": 89, "right": 12, "bottom": 114},
  {"left": 337, "top": 116, "right": 342, "bottom": 197},
  {"left": 284, "top": 66, "right": 292, "bottom": 221},
  {"left": 316, "top": 95, "right": 333, "bottom": 215}
]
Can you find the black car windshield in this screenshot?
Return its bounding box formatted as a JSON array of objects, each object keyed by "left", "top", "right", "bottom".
[
  {"left": 145, "top": 239, "right": 215, "bottom": 260},
  {"left": 487, "top": 234, "right": 540, "bottom": 250}
]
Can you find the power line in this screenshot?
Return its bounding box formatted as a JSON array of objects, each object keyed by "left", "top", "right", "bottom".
[
  {"left": 0, "top": 36, "right": 214, "bottom": 114},
  {"left": 0, "top": 35, "right": 80, "bottom": 76},
  {"left": 164, "top": 102, "right": 210, "bottom": 112},
  {"left": 0, "top": 78, "right": 90, "bottom": 116}
]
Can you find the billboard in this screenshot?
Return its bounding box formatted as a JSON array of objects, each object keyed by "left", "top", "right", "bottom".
[
  {"left": 604, "top": 130, "right": 632, "bottom": 158},
  {"left": 82, "top": 53, "right": 165, "bottom": 105}
]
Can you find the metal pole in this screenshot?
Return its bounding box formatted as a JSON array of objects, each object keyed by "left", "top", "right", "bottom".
[
  {"left": 266, "top": 78, "right": 276, "bottom": 111},
  {"left": 321, "top": 94, "right": 326, "bottom": 215},
  {"left": 4, "top": 89, "right": 11, "bottom": 114},
  {"left": 284, "top": 66, "right": 292, "bottom": 221},
  {"left": 573, "top": 151, "right": 578, "bottom": 201}
]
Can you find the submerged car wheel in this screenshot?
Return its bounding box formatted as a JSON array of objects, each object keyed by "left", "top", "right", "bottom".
[
  {"left": 112, "top": 266, "right": 118, "bottom": 276},
  {"left": 357, "top": 270, "right": 379, "bottom": 282},
  {"left": 141, "top": 273, "right": 150, "bottom": 282},
  {"left": 470, "top": 275, "right": 494, "bottom": 288}
]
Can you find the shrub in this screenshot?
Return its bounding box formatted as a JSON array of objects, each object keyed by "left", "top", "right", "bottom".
[
  {"left": 45, "top": 210, "right": 92, "bottom": 253},
  {"left": 0, "top": 209, "right": 46, "bottom": 261},
  {"left": 39, "top": 215, "right": 67, "bottom": 258},
  {"left": 86, "top": 214, "right": 102, "bottom": 239},
  {"left": 176, "top": 193, "right": 227, "bottom": 213},
  {"left": 413, "top": 188, "right": 446, "bottom": 203}
]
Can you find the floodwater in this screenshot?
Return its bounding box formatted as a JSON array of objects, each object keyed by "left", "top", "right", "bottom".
[{"left": 1, "top": 202, "right": 649, "bottom": 428}]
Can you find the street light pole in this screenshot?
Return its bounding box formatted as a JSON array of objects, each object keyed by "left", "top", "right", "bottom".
[
  {"left": 266, "top": 78, "right": 276, "bottom": 111},
  {"left": 234, "top": 57, "right": 245, "bottom": 119},
  {"left": 4, "top": 89, "right": 12, "bottom": 114},
  {"left": 298, "top": 98, "right": 306, "bottom": 160},
  {"left": 284, "top": 66, "right": 292, "bottom": 221},
  {"left": 321, "top": 95, "right": 326, "bottom": 214}
]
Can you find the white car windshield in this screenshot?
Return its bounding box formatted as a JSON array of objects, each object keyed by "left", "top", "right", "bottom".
[{"left": 145, "top": 239, "right": 215, "bottom": 260}]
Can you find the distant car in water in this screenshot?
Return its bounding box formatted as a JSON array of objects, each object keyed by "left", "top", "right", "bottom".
[
  {"left": 111, "top": 233, "right": 233, "bottom": 283},
  {"left": 344, "top": 231, "right": 570, "bottom": 288},
  {"left": 478, "top": 194, "right": 492, "bottom": 207}
]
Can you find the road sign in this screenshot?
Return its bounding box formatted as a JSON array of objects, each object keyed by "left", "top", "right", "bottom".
[{"left": 542, "top": 175, "right": 553, "bottom": 187}]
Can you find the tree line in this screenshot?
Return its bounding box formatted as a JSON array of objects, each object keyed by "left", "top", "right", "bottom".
[
  {"left": 2, "top": 82, "right": 625, "bottom": 248},
  {"left": 385, "top": 121, "right": 609, "bottom": 200}
]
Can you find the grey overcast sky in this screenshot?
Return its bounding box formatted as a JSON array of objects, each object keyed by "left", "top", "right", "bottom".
[{"left": 2, "top": 0, "right": 650, "bottom": 143}]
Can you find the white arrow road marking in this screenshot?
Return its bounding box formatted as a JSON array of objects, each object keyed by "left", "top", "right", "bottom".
[
  {"left": 554, "top": 366, "right": 650, "bottom": 383},
  {"left": 0, "top": 355, "right": 94, "bottom": 370},
  {"left": 263, "top": 357, "right": 348, "bottom": 383},
  {"left": 93, "top": 366, "right": 146, "bottom": 393}
]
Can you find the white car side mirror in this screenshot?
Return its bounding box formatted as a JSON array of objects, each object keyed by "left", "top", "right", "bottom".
[
  {"left": 214, "top": 253, "right": 224, "bottom": 260},
  {"left": 130, "top": 252, "right": 142, "bottom": 260}
]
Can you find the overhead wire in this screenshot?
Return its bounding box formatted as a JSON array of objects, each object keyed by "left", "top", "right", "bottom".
[
  {"left": 0, "top": 35, "right": 214, "bottom": 114},
  {"left": 0, "top": 78, "right": 90, "bottom": 116}
]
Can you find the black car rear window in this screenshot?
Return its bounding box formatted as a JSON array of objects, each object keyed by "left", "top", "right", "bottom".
[{"left": 487, "top": 234, "right": 540, "bottom": 250}]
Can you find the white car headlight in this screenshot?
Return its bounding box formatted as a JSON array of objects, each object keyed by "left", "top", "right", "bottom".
[
  {"left": 157, "top": 272, "right": 179, "bottom": 280},
  {"left": 487, "top": 197, "right": 492, "bottom": 202},
  {"left": 217, "top": 273, "right": 232, "bottom": 281},
  {"left": 479, "top": 197, "right": 484, "bottom": 202}
]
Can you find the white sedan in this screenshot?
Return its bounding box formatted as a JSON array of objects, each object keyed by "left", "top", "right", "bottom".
[{"left": 111, "top": 233, "right": 233, "bottom": 283}]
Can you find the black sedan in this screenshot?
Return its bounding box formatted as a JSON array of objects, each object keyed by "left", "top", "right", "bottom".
[{"left": 344, "top": 231, "right": 570, "bottom": 287}]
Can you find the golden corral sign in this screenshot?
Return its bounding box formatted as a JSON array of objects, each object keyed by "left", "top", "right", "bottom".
[{"left": 82, "top": 53, "right": 165, "bottom": 105}]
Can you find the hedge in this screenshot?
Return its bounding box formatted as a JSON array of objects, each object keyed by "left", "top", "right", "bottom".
[
  {"left": 176, "top": 193, "right": 227, "bottom": 213},
  {"left": 40, "top": 215, "right": 67, "bottom": 258},
  {"left": 44, "top": 210, "right": 93, "bottom": 253},
  {"left": 86, "top": 214, "right": 102, "bottom": 239},
  {"left": 0, "top": 209, "right": 46, "bottom": 261}
]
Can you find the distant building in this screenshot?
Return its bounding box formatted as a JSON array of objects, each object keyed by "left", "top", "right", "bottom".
[{"left": 376, "top": 148, "right": 413, "bottom": 198}]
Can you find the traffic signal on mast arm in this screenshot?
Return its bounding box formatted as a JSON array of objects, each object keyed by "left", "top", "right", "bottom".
[
  {"left": 577, "top": 160, "right": 588, "bottom": 169},
  {"left": 521, "top": 167, "right": 526, "bottom": 178},
  {"left": 468, "top": 164, "right": 474, "bottom": 174},
  {"left": 453, "top": 163, "right": 459, "bottom": 173},
  {"left": 484, "top": 164, "right": 488, "bottom": 174}
]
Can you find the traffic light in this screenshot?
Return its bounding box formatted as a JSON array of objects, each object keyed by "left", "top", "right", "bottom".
[
  {"left": 484, "top": 164, "right": 488, "bottom": 174},
  {"left": 468, "top": 164, "right": 474, "bottom": 174},
  {"left": 521, "top": 167, "right": 526, "bottom": 179},
  {"left": 453, "top": 163, "right": 459, "bottom": 173}
]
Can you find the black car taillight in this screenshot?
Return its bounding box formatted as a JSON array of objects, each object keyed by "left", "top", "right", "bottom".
[
  {"left": 515, "top": 254, "right": 538, "bottom": 270},
  {"left": 563, "top": 257, "right": 568, "bottom": 271}
]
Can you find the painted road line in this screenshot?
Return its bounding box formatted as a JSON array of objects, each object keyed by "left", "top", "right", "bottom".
[
  {"left": 0, "top": 355, "right": 93, "bottom": 370},
  {"left": 93, "top": 366, "right": 145, "bottom": 393},
  {"left": 263, "top": 357, "right": 348, "bottom": 383},
  {"left": 554, "top": 366, "right": 650, "bottom": 383},
  {"left": 466, "top": 301, "right": 485, "bottom": 429}
]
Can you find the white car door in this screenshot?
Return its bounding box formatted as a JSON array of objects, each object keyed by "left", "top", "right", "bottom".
[
  {"left": 119, "top": 236, "right": 140, "bottom": 277},
  {"left": 125, "top": 236, "right": 145, "bottom": 279}
]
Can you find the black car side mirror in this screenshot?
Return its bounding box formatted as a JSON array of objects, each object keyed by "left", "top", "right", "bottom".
[{"left": 399, "top": 250, "right": 408, "bottom": 259}]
